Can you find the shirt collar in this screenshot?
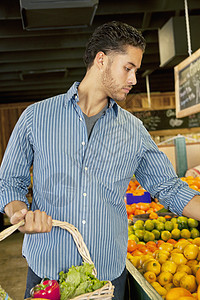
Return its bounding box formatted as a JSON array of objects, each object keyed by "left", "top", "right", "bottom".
[{"left": 64, "top": 81, "right": 118, "bottom": 116}]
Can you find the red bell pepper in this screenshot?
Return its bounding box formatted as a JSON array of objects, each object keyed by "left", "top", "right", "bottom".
[{"left": 30, "top": 279, "right": 60, "bottom": 300}]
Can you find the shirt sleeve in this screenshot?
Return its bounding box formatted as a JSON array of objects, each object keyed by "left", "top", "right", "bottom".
[
  {"left": 134, "top": 124, "right": 200, "bottom": 216},
  {"left": 0, "top": 105, "right": 34, "bottom": 213}
]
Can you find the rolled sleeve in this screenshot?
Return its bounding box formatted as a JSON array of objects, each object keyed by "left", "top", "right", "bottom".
[{"left": 0, "top": 105, "right": 34, "bottom": 213}]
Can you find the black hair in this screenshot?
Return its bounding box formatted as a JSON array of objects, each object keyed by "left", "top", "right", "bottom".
[{"left": 84, "top": 21, "right": 146, "bottom": 69}]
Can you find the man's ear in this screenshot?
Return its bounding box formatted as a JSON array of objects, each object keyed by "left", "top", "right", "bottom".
[{"left": 95, "top": 51, "right": 106, "bottom": 69}]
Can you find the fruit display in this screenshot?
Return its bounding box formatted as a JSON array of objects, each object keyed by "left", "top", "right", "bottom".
[
  {"left": 128, "top": 216, "right": 200, "bottom": 244},
  {"left": 126, "top": 202, "right": 164, "bottom": 219},
  {"left": 127, "top": 215, "right": 200, "bottom": 299}
]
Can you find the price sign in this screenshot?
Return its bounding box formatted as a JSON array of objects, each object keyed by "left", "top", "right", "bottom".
[{"left": 175, "top": 48, "right": 200, "bottom": 118}]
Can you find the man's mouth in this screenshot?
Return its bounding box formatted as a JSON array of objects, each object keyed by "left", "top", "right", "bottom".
[{"left": 123, "top": 87, "right": 132, "bottom": 93}]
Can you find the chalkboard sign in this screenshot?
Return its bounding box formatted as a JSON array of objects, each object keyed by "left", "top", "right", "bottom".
[
  {"left": 133, "top": 109, "right": 200, "bottom": 131},
  {"left": 175, "top": 48, "right": 200, "bottom": 118}
]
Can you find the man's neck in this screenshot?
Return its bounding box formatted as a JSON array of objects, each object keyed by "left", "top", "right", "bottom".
[{"left": 77, "top": 74, "right": 109, "bottom": 117}]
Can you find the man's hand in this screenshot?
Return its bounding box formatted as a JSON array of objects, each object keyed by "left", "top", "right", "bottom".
[
  {"left": 11, "top": 209, "right": 52, "bottom": 234},
  {"left": 5, "top": 201, "right": 52, "bottom": 234}
]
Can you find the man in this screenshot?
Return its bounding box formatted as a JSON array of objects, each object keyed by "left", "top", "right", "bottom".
[{"left": 0, "top": 21, "right": 200, "bottom": 299}]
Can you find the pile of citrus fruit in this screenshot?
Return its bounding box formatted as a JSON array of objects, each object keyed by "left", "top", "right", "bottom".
[
  {"left": 127, "top": 215, "right": 200, "bottom": 299},
  {"left": 126, "top": 202, "right": 164, "bottom": 220},
  {"left": 128, "top": 216, "right": 200, "bottom": 244},
  {"left": 180, "top": 175, "right": 200, "bottom": 192}
]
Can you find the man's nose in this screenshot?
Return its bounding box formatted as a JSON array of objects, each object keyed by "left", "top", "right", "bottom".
[{"left": 128, "top": 71, "right": 137, "bottom": 86}]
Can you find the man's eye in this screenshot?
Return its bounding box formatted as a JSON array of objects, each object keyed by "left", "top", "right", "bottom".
[{"left": 125, "top": 67, "right": 131, "bottom": 72}]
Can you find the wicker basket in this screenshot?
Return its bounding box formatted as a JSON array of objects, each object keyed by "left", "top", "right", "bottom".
[{"left": 0, "top": 219, "right": 114, "bottom": 300}]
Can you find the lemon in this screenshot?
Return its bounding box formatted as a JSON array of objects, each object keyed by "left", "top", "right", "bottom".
[
  {"left": 192, "top": 237, "right": 200, "bottom": 246},
  {"left": 164, "top": 282, "right": 175, "bottom": 291},
  {"left": 190, "top": 228, "right": 200, "bottom": 239},
  {"left": 171, "top": 228, "right": 181, "bottom": 240},
  {"left": 180, "top": 229, "right": 191, "bottom": 239},
  {"left": 154, "top": 250, "right": 170, "bottom": 264},
  {"left": 165, "top": 221, "right": 174, "bottom": 232},
  {"left": 176, "top": 264, "right": 192, "bottom": 275},
  {"left": 161, "top": 230, "right": 171, "bottom": 241},
  {"left": 151, "top": 282, "right": 167, "bottom": 296},
  {"left": 144, "top": 220, "right": 154, "bottom": 231},
  {"left": 187, "top": 218, "right": 198, "bottom": 228},
  {"left": 169, "top": 253, "right": 187, "bottom": 265},
  {"left": 161, "top": 260, "right": 177, "bottom": 274},
  {"left": 129, "top": 255, "right": 140, "bottom": 268},
  {"left": 186, "top": 260, "right": 198, "bottom": 268},
  {"left": 173, "top": 272, "right": 187, "bottom": 287},
  {"left": 143, "top": 259, "right": 161, "bottom": 275},
  {"left": 180, "top": 274, "right": 197, "bottom": 293},
  {"left": 183, "top": 244, "right": 199, "bottom": 260},
  {"left": 174, "top": 240, "right": 190, "bottom": 252},
  {"left": 191, "top": 264, "right": 200, "bottom": 276},
  {"left": 143, "top": 271, "right": 156, "bottom": 283},
  {"left": 158, "top": 242, "right": 173, "bottom": 252},
  {"left": 157, "top": 271, "right": 173, "bottom": 286},
  {"left": 139, "top": 254, "right": 154, "bottom": 269}
]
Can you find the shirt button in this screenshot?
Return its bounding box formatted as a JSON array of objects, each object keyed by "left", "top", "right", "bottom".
[
  {"left": 82, "top": 141, "right": 85, "bottom": 146},
  {"left": 82, "top": 220, "right": 86, "bottom": 225},
  {"left": 75, "top": 95, "right": 78, "bottom": 100},
  {"left": 80, "top": 117, "right": 83, "bottom": 121},
  {"left": 83, "top": 193, "right": 87, "bottom": 197},
  {"left": 85, "top": 167, "right": 88, "bottom": 171}
]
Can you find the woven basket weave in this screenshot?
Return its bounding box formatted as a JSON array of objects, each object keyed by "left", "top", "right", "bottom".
[{"left": 0, "top": 219, "right": 114, "bottom": 300}]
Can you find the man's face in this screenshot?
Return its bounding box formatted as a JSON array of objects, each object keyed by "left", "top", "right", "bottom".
[{"left": 101, "top": 45, "right": 143, "bottom": 101}]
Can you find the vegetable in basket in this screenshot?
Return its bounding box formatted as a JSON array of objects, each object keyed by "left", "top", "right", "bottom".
[
  {"left": 30, "top": 279, "right": 60, "bottom": 300},
  {"left": 59, "top": 263, "right": 108, "bottom": 300}
]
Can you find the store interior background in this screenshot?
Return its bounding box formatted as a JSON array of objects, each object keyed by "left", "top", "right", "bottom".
[{"left": 0, "top": 1, "right": 200, "bottom": 299}]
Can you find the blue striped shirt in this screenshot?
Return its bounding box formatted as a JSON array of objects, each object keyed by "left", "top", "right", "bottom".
[{"left": 0, "top": 82, "right": 199, "bottom": 281}]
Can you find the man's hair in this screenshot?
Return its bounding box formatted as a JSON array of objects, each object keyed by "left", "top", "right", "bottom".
[{"left": 84, "top": 21, "right": 146, "bottom": 69}]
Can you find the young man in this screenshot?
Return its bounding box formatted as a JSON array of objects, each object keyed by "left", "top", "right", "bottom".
[{"left": 0, "top": 21, "right": 200, "bottom": 300}]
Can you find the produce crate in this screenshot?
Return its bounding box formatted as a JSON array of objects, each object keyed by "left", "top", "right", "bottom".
[{"left": 126, "top": 259, "right": 162, "bottom": 300}]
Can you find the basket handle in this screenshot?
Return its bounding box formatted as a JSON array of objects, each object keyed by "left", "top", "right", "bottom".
[{"left": 0, "top": 219, "right": 97, "bottom": 276}]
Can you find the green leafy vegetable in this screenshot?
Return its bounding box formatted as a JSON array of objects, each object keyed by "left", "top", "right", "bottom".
[{"left": 59, "top": 263, "right": 107, "bottom": 300}]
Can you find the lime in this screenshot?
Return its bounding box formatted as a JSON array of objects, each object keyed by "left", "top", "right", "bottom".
[
  {"left": 188, "top": 218, "right": 198, "bottom": 228},
  {"left": 144, "top": 220, "right": 154, "bottom": 231},
  {"left": 164, "top": 221, "right": 174, "bottom": 232},
  {"left": 171, "top": 217, "right": 177, "bottom": 225},
  {"left": 144, "top": 231, "right": 155, "bottom": 242},
  {"left": 177, "top": 216, "right": 188, "bottom": 224},
  {"left": 190, "top": 228, "right": 200, "bottom": 239},
  {"left": 161, "top": 230, "right": 172, "bottom": 241},
  {"left": 133, "top": 220, "right": 144, "bottom": 230},
  {"left": 157, "top": 216, "right": 166, "bottom": 223},
  {"left": 138, "top": 241, "right": 146, "bottom": 245},
  {"left": 152, "top": 229, "right": 160, "bottom": 240},
  {"left": 171, "top": 228, "right": 181, "bottom": 240},
  {"left": 181, "top": 229, "right": 191, "bottom": 239},
  {"left": 128, "top": 226, "right": 134, "bottom": 236},
  {"left": 135, "top": 229, "right": 145, "bottom": 241},
  {"left": 155, "top": 222, "right": 165, "bottom": 231},
  {"left": 128, "top": 234, "right": 139, "bottom": 243}
]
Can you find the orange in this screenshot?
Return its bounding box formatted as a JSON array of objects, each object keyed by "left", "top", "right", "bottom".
[
  {"left": 149, "top": 212, "right": 158, "bottom": 219},
  {"left": 127, "top": 240, "right": 137, "bottom": 253},
  {"left": 165, "top": 287, "right": 193, "bottom": 300}
]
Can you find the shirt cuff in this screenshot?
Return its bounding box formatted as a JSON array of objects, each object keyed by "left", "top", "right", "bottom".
[
  {"left": 169, "top": 186, "right": 200, "bottom": 216},
  {"left": 0, "top": 190, "right": 30, "bottom": 213}
]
